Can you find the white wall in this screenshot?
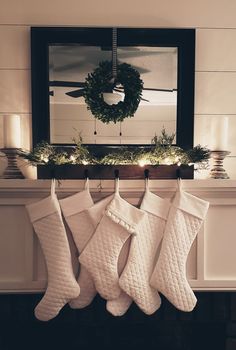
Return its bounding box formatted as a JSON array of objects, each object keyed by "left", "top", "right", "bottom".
[{"left": 1, "top": 0, "right": 236, "bottom": 178}]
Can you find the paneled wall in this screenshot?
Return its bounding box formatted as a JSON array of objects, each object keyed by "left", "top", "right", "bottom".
[{"left": 0, "top": 0, "right": 236, "bottom": 178}]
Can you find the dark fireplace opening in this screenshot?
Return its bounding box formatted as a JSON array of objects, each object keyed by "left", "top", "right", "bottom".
[{"left": 0, "top": 292, "right": 235, "bottom": 350}]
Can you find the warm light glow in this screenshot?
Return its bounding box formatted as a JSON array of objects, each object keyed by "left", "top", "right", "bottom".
[
  {"left": 138, "top": 159, "right": 147, "bottom": 167},
  {"left": 162, "top": 157, "right": 172, "bottom": 165},
  {"left": 70, "top": 155, "right": 76, "bottom": 163},
  {"left": 40, "top": 154, "right": 49, "bottom": 163},
  {"left": 82, "top": 160, "right": 89, "bottom": 165}
]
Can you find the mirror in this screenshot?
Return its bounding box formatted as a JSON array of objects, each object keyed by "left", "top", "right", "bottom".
[
  {"left": 31, "top": 27, "right": 195, "bottom": 152},
  {"left": 49, "top": 44, "right": 177, "bottom": 144}
]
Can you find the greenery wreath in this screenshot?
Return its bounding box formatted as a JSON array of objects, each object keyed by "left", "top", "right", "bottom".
[{"left": 83, "top": 61, "right": 143, "bottom": 123}]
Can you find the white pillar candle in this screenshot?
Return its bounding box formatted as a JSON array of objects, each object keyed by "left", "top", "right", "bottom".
[
  {"left": 3, "top": 114, "right": 21, "bottom": 148},
  {"left": 210, "top": 115, "right": 229, "bottom": 151}
]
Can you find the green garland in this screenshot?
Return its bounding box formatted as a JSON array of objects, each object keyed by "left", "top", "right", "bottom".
[
  {"left": 20, "top": 136, "right": 95, "bottom": 166},
  {"left": 20, "top": 129, "right": 210, "bottom": 168},
  {"left": 83, "top": 61, "right": 143, "bottom": 123}
]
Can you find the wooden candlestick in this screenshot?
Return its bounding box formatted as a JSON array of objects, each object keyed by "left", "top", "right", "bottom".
[
  {"left": 0, "top": 148, "right": 25, "bottom": 179},
  {"left": 209, "top": 151, "right": 230, "bottom": 179}
]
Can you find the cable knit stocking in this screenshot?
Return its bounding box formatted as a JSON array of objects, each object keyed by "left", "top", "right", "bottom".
[
  {"left": 108, "top": 188, "right": 170, "bottom": 315},
  {"left": 79, "top": 191, "right": 145, "bottom": 300},
  {"left": 26, "top": 181, "right": 80, "bottom": 321},
  {"left": 150, "top": 182, "right": 209, "bottom": 312}
]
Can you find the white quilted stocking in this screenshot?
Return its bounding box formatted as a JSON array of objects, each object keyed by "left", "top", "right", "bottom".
[
  {"left": 106, "top": 236, "right": 132, "bottom": 316},
  {"left": 63, "top": 194, "right": 113, "bottom": 308},
  {"left": 79, "top": 193, "right": 145, "bottom": 300},
  {"left": 113, "top": 190, "right": 170, "bottom": 315},
  {"left": 107, "top": 291, "right": 132, "bottom": 316},
  {"left": 59, "top": 187, "right": 94, "bottom": 308},
  {"left": 150, "top": 186, "right": 209, "bottom": 312},
  {"left": 26, "top": 182, "right": 80, "bottom": 321}
]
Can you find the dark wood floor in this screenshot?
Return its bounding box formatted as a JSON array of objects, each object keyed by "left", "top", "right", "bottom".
[{"left": 0, "top": 292, "right": 234, "bottom": 350}]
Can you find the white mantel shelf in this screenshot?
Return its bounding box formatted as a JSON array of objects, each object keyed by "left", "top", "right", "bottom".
[{"left": 0, "top": 179, "right": 236, "bottom": 293}]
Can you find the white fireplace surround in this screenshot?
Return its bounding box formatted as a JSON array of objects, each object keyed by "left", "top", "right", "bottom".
[{"left": 0, "top": 179, "right": 236, "bottom": 293}]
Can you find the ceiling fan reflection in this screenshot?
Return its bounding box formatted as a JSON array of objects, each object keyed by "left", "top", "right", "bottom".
[{"left": 49, "top": 80, "right": 177, "bottom": 102}]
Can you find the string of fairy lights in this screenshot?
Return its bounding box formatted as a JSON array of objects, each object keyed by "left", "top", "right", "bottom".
[{"left": 20, "top": 129, "right": 210, "bottom": 170}]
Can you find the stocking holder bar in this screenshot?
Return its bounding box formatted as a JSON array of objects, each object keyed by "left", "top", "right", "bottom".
[{"left": 37, "top": 164, "right": 194, "bottom": 180}]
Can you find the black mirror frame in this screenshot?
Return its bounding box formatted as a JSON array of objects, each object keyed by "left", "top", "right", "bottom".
[{"left": 31, "top": 27, "right": 195, "bottom": 153}]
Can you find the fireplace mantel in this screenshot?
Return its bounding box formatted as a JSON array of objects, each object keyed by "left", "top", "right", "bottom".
[{"left": 0, "top": 179, "right": 236, "bottom": 293}]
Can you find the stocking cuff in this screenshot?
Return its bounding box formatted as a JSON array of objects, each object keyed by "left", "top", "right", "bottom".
[
  {"left": 141, "top": 190, "right": 170, "bottom": 220},
  {"left": 105, "top": 194, "right": 146, "bottom": 234},
  {"left": 173, "top": 190, "right": 209, "bottom": 220},
  {"left": 87, "top": 194, "right": 114, "bottom": 227},
  {"left": 59, "top": 189, "right": 93, "bottom": 217},
  {"left": 26, "top": 195, "right": 60, "bottom": 223}
]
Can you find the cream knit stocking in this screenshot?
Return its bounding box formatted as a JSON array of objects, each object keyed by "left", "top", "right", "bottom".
[
  {"left": 150, "top": 181, "right": 209, "bottom": 312},
  {"left": 108, "top": 184, "right": 170, "bottom": 315},
  {"left": 66, "top": 194, "right": 113, "bottom": 308},
  {"left": 106, "top": 291, "right": 132, "bottom": 316},
  {"left": 79, "top": 181, "right": 145, "bottom": 300},
  {"left": 106, "top": 234, "right": 132, "bottom": 316},
  {"left": 59, "top": 181, "right": 95, "bottom": 308},
  {"left": 26, "top": 180, "right": 80, "bottom": 321}
]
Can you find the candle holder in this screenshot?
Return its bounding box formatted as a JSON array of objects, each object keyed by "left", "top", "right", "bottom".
[
  {"left": 0, "top": 148, "right": 25, "bottom": 179},
  {"left": 209, "top": 150, "right": 230, "bottom": 179}
]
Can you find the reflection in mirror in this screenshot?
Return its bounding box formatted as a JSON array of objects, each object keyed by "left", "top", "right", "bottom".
[{"left": 49, "top": 45, "right": 177, "bottom": 145}]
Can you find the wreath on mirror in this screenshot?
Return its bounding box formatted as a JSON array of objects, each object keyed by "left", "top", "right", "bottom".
[{"left": 83, "top": 61, "right": 143, "bottom": 124}]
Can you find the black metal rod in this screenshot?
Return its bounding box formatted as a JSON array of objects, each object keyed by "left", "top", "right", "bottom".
[
  {"left": 144, "top": 169, "right": 149, "bottom": 179},
  {"left": 114, "top": 169, "right": 119, "bottom": 179}
]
